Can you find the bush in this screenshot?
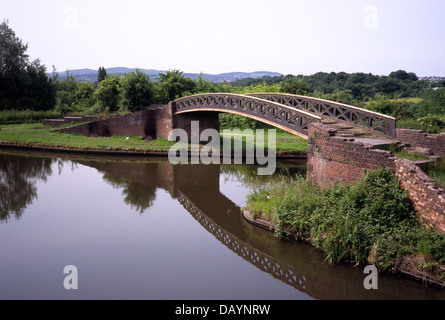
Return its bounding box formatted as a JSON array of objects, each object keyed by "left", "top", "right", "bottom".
[
  {"left": 245, "top": 169, "right": 442, "bottom": 270},
  {"left": 417, "top": 114, "right": 445, "bottom": 134},
  {"left": 0, "top": 109, "right": 62, "bottom": 124},
  {"left": 120, "top": 69, "right": 155, "bottom": 112}
]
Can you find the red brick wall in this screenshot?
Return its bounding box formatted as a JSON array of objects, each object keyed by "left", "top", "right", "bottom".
[
  {"left": 395, "top": 158, "right": 445, "bottom": 233},
  {"left": 308, "top": 122, "right": 445, "bottom": 234},
  {"left": 59, "top": 106, "right": 172, "bottom": 139},
  {"left": 397, "top": 129, "right": 445, "bottom": 156},
  {"left": 307, "top": 123, "right": 396, "bottom": 186}
]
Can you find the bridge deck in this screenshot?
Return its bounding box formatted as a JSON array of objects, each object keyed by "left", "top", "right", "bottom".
[{"left": 174, "top": 93, "right": 397, "bottom": 139}]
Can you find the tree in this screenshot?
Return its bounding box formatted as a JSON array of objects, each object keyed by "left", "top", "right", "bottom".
[
  {"left": 98, "top": 66, "right": 107, "bottom": 83},
  {"left": 74, "top": 81, "right": 96, "bottom": 110},
  {"left": 94, "top": 74, "right": 122, "bottom": 112},
  {"left": 196, "top": 73, "right": 216, "bottom": 93},
  {"left": 120, "top": 69, "right": 154, "bottom": 112},
  {"left": 55, "top": 71, "right": 78, "bottom": 114},
  {"left": 389, "top": 70, "right": 418, "bottom": 81},
  {"left": 0, "top": 20, "right": 29, "bottom": 109},
  {"left": 22, "top": 59, "right": 56, "bottom": 111},
  {"left": 157, "top": 69, "right": 196, "bottom": 103},
  {"left": 280, "top": 76, "right": 310, "bottom": 95},
  {"left": 0, "top": 20, "right": 55, "bottom": 110}
]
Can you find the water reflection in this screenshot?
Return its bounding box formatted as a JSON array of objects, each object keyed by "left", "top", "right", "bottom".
[
  {"left": 1, "top": 150, "right": 444, "bottom": 300},
  {"left": 0, "top": 153, "right": 54, "bottom": 222},
  {"left": 73, "top": 156, "right": 445, "bottom": 300},
  {"left": 102, "top": 174, "right": 157, "bottom": 214}
]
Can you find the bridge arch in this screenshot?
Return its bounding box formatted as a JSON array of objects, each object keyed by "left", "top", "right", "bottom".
[
  {"left": 173, "top": 93, "right": 322, "bottom": 139},
  {"left": 246, "top": 93, "right": 397, "bottom": 137},
  {"left": 173, "top": 93, "right": 397, "bottom": 139}
]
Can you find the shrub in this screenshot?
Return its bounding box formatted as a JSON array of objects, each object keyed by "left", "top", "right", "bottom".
[{"left": 245, "top": 169, "right": 438, "bottom": 270}]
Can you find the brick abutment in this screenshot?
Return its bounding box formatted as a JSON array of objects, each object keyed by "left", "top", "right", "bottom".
[{"left": 308, "top": 122, "right": 445, "bottom": 234}]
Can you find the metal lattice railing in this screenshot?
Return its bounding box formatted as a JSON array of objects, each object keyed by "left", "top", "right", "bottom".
[
  {"left": 174, "top": 93, "right": 322, "bottom": 138},
  {"left": 246, "top": 93, "right": 397, "bottom": 138},
  {"left": 177, "top": 190, "right": 307, "bottom": 292}
]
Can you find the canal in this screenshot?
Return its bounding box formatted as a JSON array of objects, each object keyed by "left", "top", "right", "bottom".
[{"left": 0, "top": 150, "right": 444, "bottom": 300}]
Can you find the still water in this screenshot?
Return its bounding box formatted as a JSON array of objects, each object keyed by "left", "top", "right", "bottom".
[{"left": 0, "top": 150, "right": 444, "bottom": 300}]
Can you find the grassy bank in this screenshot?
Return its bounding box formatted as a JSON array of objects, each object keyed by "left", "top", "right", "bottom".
[
  {"left": 0, "top": 109, "right": 64, "bottom": 125},
  {"left": 0, "top": 123, "right": 176, "bottom": 152},
  {"left": 0, "top": 123, "right": 308, "bottom": 155},
  {"left": 425, "top": 158, "right": 445, "bottom": 189},
  {"left": 245, "top": 169, "right": 445, "bottom": 286}
]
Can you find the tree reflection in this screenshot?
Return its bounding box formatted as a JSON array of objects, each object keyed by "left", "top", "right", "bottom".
[
  {"left": 0, "top": 153, "right": 54, "bottom": 222},
  {"left": 101, "top": 172, "right": 157, "bottom": 214}
]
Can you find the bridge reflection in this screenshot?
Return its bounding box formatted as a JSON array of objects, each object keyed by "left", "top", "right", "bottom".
[
  {"left": 76, "top": 157, "right": 398, "bottom": 300},
  {"left": 0, "top": 151, "right": 424, "bottom": 300},
  {"left": 75, "top": 158, "right": 316, "bottom": 294},
  {"left": 177, "top": 190, "right": 307, "bottom": 292}
]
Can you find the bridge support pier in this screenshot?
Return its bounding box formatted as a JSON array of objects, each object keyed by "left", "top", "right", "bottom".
[{"left": 169, "top": 102, "right": 220, "bottom": 142}]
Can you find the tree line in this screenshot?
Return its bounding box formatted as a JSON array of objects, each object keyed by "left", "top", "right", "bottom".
[{"left": 1, "top": 20, "right": 444, "bottom": 132}]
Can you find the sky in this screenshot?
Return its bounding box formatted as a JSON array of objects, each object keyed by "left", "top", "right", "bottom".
[{"left": 1, "top": 0, "right": 444, "bottom": 77}]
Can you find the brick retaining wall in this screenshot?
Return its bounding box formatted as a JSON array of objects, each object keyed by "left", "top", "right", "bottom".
[
  {"left": 395, "top": 158, "right": 445, "bottom": 233},
  {"left": 307, "top": 123, "right": 396, "bottom": 185},
  {"left": 59, "top": 106, "right": 171, "bottom": 139},
  {"left": 397, "top": 128, "right": 445, "bottom": 156},
  {"left": 43, "top": 116, "right": 102, "bottom": 127},
  {"left": 308, "top": 122, "right": 445, "bottom": 234}
]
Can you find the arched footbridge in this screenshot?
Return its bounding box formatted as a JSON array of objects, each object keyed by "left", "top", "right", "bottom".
[{"left": 172, "top": 93, "right": 397, "bottom": 139}]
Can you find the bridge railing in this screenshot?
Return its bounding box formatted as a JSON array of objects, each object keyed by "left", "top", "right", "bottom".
[
  {"left": 245, "top": 93, "right": 397, "bottom": 138},
  {"left": 174, "top": 93, "right": 322, "bottom": 138}
]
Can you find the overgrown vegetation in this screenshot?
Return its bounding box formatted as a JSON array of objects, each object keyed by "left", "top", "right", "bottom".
[
  {"left": 425, "top": 158, "right": 445, "bottom": 189},
  {"left": 246, "top": 169, "right": 445, "bottom": 281}
]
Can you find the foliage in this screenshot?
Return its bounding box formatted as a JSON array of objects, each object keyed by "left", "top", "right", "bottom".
[
  {"left": 425, "top": 158, "right": 445, "bottom": 190},
  {"left": 120, "top": 69, "right": 154, "bottom": 112},
  {"left": 195, "top": 73, "right": 216, "bottom": 93},
  {"left": 313, "top": 89, "right": 355, "bottom": 105},
  {"left": 0, "top": 20, "right": 56, "bottom": 111},
  {"left": 416, "top": 115, "right": 445, "bottom": 134},
  {"left": 74, "top": 81, "right": 96, "bottom": 110},
  {"left": 156, "top": 69, "right": 196, "bottom": 103},
  {"left": 246, "top": 169, "right": 445, "bottom": 271},
  {"left": 54, "top": 71, "right": 79, "bottom": 114},
  {"left": 366, "top": 95, "right": 412, "bottom": 118},
  {"left": 94, "top": 74, "right": 122, "bottom": 112},
  {"left": 417, "top": 88, "right": 445, "bottom": 117},
  {"left": 0, "top": 109, "right": 62, "bottom": 124},
  {"left": 279, "top": 76, "right": 310, "bottom": 95},
  {"left": 97, "top": 66, "right": 107, "bottom": 83}
]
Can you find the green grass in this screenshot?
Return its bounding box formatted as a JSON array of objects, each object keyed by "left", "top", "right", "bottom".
[
  {"left": 0, "top": 109, "right": 63, "bottom": 125},
  {"left": 425, "top": 158, "right": 445, "bottom": 189},
  {"left": 0, "top": 124, "right": 176, "bottom": 152},
  {"left": 0, "top": 124, "right": 308, "bottom": 155},
  {"left": 389, "top": 97, "right": 424, "bottom": 104},
  {"left": 393, "top": 152, "right": 429, "bottom": 162},
  {"left": 221, "top": 129, "right": 307, "bottom": 155}
]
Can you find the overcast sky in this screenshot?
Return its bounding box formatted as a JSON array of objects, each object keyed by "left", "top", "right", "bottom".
[{"left": 1, "top": 0, "right": 444, "bottom": 76}]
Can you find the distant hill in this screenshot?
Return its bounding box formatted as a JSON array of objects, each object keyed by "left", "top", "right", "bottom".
[{"left": 55, "top": 68, "right": 283, "bottom": 83}]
